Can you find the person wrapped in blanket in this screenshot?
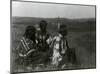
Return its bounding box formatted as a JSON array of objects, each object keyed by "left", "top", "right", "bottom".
[
  {"left": 16, "top": 25, "right": 52, "bottom": 68},
  {"left": 16, "top": 26, "right": 38, "bottom": 66},
  {"left": 51, "top": 24, "right": 77, "bottom": 68},
  {"left": 36, "top": 20, "right": 53, "bottom": 65},
  {"left": 50, "top": 24, "right": 68, "bottom": 67}
]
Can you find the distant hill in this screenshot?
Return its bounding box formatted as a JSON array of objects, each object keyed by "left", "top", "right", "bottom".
[{"left": 12, "top": 16, "right": 96, "bottom": 32}]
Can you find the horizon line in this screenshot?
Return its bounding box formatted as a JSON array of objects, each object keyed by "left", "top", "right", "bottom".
[{"left": 12, "top": 16, "right": 96, "bottom": 19}]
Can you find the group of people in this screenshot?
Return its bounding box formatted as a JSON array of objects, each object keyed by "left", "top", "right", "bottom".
[{"left": 16, "top": 20, "right": 77, "bottom": 69}]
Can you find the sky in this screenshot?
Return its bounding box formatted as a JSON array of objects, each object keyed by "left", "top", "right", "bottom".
[{"left": 12, "top": 1, "right": 96, "bottom": 19}]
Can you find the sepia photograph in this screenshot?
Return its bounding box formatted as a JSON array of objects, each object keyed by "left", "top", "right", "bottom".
[{"left": 11, "top": 0, "right": 96, "bottom": 73}]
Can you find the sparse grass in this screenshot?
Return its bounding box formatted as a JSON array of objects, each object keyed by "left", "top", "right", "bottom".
[{"left": 11, "top": 17, "right": 96, "bottom": 73}]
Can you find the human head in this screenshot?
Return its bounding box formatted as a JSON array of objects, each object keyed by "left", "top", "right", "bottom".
[
  {"left": 58, "top": 24, "right": 68, "bottom": 36},
  {"left": 24, "top": 26, "right": 36, "bottom": 41},
  {"left": 39, "top": 20, "right": 47, "bottom": 32}
]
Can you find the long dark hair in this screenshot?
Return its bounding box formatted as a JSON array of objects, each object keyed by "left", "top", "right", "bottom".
[
  {"left": 24, "top": 26, "right": 36, "bottom": 42},
  {"left": 58, "top": 24, "right": 68, "bottom": 36},
  {"left": 39, "top": 20, "right": 47, "bottom": 34}
]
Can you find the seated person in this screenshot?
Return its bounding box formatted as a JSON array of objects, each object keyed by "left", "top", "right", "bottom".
[
  {"left": 57, "top": 25, "right": 78, "bottom": 68},
  {"left": 36, "top": 20, "right": 53, "bottom": 65},
  {"left": 16, "top": 26, "right": 49, "bottom": 66},
  {"left": 51, "top": 24, "right": 69, "bottom": 67}
]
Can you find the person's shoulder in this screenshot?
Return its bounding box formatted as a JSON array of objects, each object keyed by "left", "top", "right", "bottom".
[
  {"left": 21, "top": 37, "right": 33, "bottom": 44},
  {"left": 54, "top": 33, "right": 62, "bottom": 37},
  {"left": 53, "top": 33, "right": 62, "bottom": 40}
]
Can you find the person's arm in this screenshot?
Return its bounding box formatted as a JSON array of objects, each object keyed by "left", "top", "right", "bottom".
[
  {"left": 19, "top": 48, "right": 36, "bottom": 57},
  {"left": 18, "top": 50, "right": 27, "bottom": 57},
  {"left": 26, "top": 49, "right": 36, "bottom": 55},
  {"left": 46, "top": 36, "right": 53, "bottom": 45},
  {"left": 60, "top": 39, "right": 69, "bottom": 55},
  {"left": 18, "top": 37, "right": 29, "bottom": 57}
]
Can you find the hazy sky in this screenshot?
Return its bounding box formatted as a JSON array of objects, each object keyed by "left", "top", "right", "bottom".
[{"left": 12, "top": 1, "right": 95, "bottom": 19}]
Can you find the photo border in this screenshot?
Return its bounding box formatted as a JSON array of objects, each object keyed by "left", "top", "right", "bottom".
[{"left": 10, "top": 0, "right": 96, "bottom": 74}]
